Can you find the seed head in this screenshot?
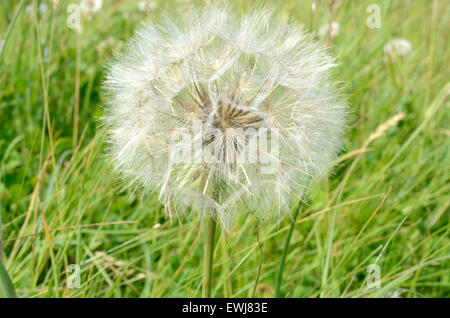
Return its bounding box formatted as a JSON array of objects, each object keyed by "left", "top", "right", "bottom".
[
  {"left": 318, "top": 22, "right": 340, "bottom": 41},
  {"left": 383, "top": 38, "right": 412, "bottom": 60},
  {"left": 81, "top": 0, "right": 103, "bottom": 14},
  {"left": 103, "top": 6, "right": 347, "bottom": 230}
]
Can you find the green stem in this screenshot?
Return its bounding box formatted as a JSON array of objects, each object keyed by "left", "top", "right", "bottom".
[
  {"left": 202, "top": 215, "right": 216, "bottom": 298},
  {"left": 0, "top": 0, "right": 26, "bottom": 58},
  {"left": 275, "top": 201, "right": 303, "bottom": 298}
]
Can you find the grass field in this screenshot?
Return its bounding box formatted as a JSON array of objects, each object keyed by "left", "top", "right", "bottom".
[{"left": 0, "top": 0, "right": 449, "bottom": 298}]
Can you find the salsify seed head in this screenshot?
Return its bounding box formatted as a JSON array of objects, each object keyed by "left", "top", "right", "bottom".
[{"left": 103, "top": 6, "right": 347, "bottom": 230}]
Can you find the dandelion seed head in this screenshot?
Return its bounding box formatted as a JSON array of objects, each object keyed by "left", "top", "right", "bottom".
[
  {"left": 383, "top": 38, "right": 412, "bottom": 59},
  {"left": 39, "top": 3, "right": 49, "bottom": 15},
  {"left": 318, "top": 22, "right": 340, "bottom": 41},
  {"left": 103, "top": 7, "right": 347, "bottom": 230},
  {"left": 81, "top": 0, "right": 103, "bottom": 14},
  {"left": 138, "top": 1, "right": 157, "bottom": 12},
  {"left": 25, "top": 2, "right": 50, "bottom": 17}
]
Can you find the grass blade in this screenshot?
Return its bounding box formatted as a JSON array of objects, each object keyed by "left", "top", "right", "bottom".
[{"left": 0, "top": 262, "right": 17, "bottom": 298}]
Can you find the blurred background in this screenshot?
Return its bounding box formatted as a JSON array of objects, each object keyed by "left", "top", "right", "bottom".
[{"left": 0, "top": 0, "right": 449, "bottom": 297}]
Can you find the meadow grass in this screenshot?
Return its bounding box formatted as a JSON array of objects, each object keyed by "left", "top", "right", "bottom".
[{"left": 0, "top": 0, "right": 449, "bottom": 298}]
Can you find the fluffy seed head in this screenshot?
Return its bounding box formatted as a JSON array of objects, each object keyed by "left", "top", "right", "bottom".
[
  {"left": 81, "top": 0, "right": 103, "bottom": 14},
  {"left": 138, "top": 1, "right": 157, "bottom": 12},
  {"left": 383, "top": 38, "right": 412, "bottom": 59},
  {"left": 103, "top": 6, "right": 347, "bottom": 230},
  {"left": 318, "top": 22, "right": 340, "bottom": 41}
]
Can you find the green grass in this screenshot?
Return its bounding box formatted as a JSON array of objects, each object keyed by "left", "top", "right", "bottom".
[{"left": 0, "top": 0, "right": 449, "bottom": 298}]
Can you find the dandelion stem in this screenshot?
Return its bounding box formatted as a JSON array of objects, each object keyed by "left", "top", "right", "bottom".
[
  {"left": 275, "top": 200, "right": 303, "bottom": 298},
  {"left": 202, "top": 215, "right": 216, "bottom": 298}
]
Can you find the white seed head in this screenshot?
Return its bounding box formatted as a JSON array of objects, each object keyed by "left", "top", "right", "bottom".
[
  {"left": 103, "top": 7, "right": 347, "bottom": 230},
  {"left": 39, "top": 3, "right": 49, "bottom": 15},
  {"left": 25, "top": 2, "right": 50, "bottom": 16},
  {"left": 138, "top": 1, "right": 157, "bottom": 12},
  {"left": 81, "top": 0, "right": 103, "bottom": 14},
  {"left": 318, "top": 22, "right": 340, "bottom": 40},
  {"left": 383, "top": 38, "right": 412, "bottom": 59}
]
